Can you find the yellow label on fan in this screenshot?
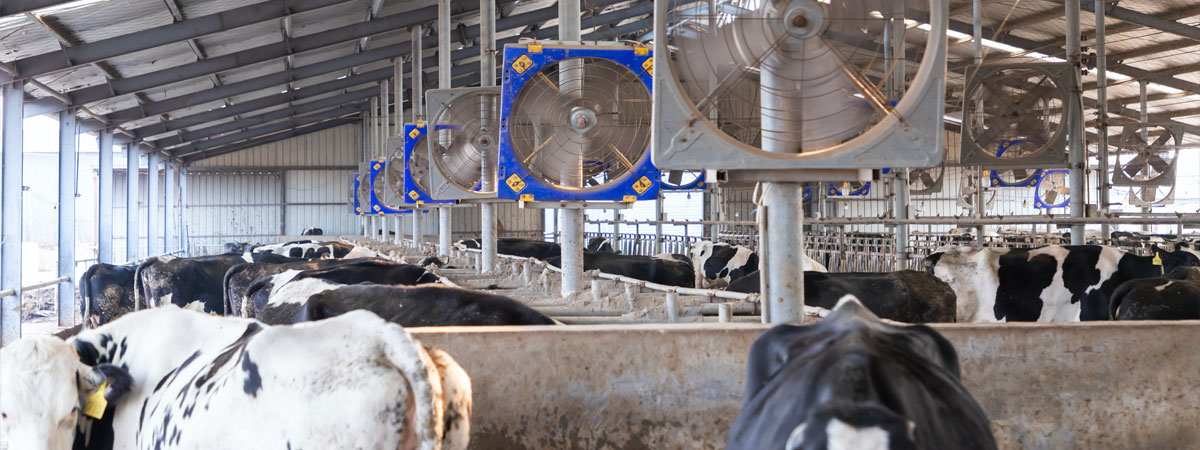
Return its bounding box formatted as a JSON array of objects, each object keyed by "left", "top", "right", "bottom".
[
  {"left": 355, "top": 207, "right": 361, "bottom": 213},
  {"left": 408, "top": 128, "right": 420, "bottom": 139},
  {"left": 417, "top": 200, "right": 424, "bottom": 206},
  {"left": 527, "top": 44, "right": 542, "bottom": 53},
  {"left": 506, "top": 174, "right": 527, "bottom": 193},
  {"left": 634, "top": 47, "right": 649, "bottom": 56},
  {"left": 372, "top": 162, "right": 381, "bottom": 170},
  {"left": 623, "top": 195, "right": 636, "bottom": 203},
  {"left": 512, "top": 54, "right": 534, "bottom": 74},
  {"left": 373, "top": 205, "right": 381, "bottom": 212},
  {"left": 520, "top": 194, "right": 535, "bottom": 202},
  {"left": 632, "top": 176, "right": 653, "bottom": 195},
  {"left": 641, "top": 57, "right": 654, "bottom": 76},
  {"left": 408, "top": 190, "right": 419, "bottom": 200}
]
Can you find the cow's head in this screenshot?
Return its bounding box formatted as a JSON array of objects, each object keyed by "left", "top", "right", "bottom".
[
  {"left": 1154, "top": 244, "right": 1200, "bottom": 272},
  {"left": 0, "top": 336, "right": 131, "bottom": 450}
]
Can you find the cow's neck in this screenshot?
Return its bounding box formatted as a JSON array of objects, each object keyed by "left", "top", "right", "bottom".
[{"left": 1123, "top": 253, "right": 1168, "bottom": 279}]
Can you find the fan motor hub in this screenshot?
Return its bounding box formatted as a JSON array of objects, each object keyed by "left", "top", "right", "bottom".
[
  {"left": 781, "top": 0, "right": 824, "bottom": 40},
  {"left": 475, "top": 133, "right": 495, "bottom": 149},
  {"left": 569, "top": 107, "right": 598, "bottom": 133}
]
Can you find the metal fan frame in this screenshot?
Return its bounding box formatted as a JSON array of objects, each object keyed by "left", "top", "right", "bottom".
[
  {"left": 661, "top": 170, "right": 707, "bottom": 191},
  {"left": 368, "top": 152, "right": 415, "bottom": 215},
  {"left": 402, "top": 123, "right": 456, "bottom": 206},
  {"left": 353, "top": 162, "right": 370, "bottom": 215},
  {"left": 960, "top": 63, "right": 1074, "bottom": 168},
  {"left": 1127, "top": 185, "right": 1176, "bottom": 207},
  {"left": 650, "top": 0, "right": 949, "bottom": 178},
  {"left": 1111, "top": 123, "right": 1182, "bottom": 187},
  {"left": 497, "top": 41, "right": 661, "bottom": 202},
  {"left": 957, "top": 173, "right": 996, "bottom": 210},
  {"left": 828, "top": 181, "right": 871, "bottom": 197},
  {"left": 425, "top": 86, "right": 504, "bottom": 201},
  {"left": 909, "top": 165, "right": 945, "bottom": 195},
  {"left": 1034, "top": 169, "right": 1070, "bottom": 209},
  {"left": 988, "top": 139, "right": 1045, "bottom": 187}
]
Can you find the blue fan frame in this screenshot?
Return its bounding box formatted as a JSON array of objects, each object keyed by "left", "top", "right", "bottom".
[
  {"left": 1034, "top": 169, "right": 1070, "bottom": 209},
  {"left": 989, "top": 139, "right": 1045, "bottom": 188},
  {"left": 402, "top": 123, "right": 455, "bottom": 206},
  {"left": 368, "top": 158, "right": 416, "bottom": 215},
  {"left": 353, "top": 173, "right": 365, "bottom": 215},
  {"left": 661, "top": 171, "right": 706, "bottom": 191},
  {"left": 497, "top": 43, "right": 660, "bottom": 202},
  {"left": 828, "top": 182, "right": 871, "bottom": 197}
]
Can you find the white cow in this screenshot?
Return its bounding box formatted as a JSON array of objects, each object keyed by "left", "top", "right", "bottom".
[
  {"left": 0, "top": 306, "right": 469, "bottom": 450},
  {"left": 689, "top": 241, "right": 827, "bottom": 289}
]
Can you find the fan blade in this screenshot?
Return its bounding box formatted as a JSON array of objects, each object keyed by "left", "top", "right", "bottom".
[
  {"left": 667, "top": 170, "right": 683, "bottom": 186},
  {"left": 1147, "top": 154, "right": 1171, "bottom": 174},
  {"left": 1045, "top": 190, "right": 1057, "bottom": 204},
  {"left": 1012, "top": 169, "right": 1028, "bottom": 180}
]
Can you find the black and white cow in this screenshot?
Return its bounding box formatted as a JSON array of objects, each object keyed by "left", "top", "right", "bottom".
[
  {"left": 222, "top": 241, "right": 259, "bottom": 254},
  {"left": 135, "top": 254, "right": 273, "bottom": 315},
  {"left": 454, "top": 238, "right": 562, "bottom": 261},
  {"left": 80, "top": 263, "right": 138, "bottom": 328},
  {"left": 544, "top": 252, "right": 695, "bottom": 288},
  {"left": 300, "top": 227, "right": 324, "bottom": 236},
  {"left": 223, "top": 258, "right": 361, "bottom": 318},
  {"left": 925, "top": 244, "right": 1200, "bottom": 322},
  {"left": 252, "top": 240, "right": 378, "bottom": 260},
  {"left": 259, "top": 284, "right": 558, "bottom": 326},
  {"left": 1109, "top": 267, "right": 1200, "bottom": 320},
  {"left": 689, "top": 241, "right": 827, "bottom": 289},
  {"left": 0, "top": 306, "right": 470, "bottom": 450},
  {"left": 244, "top": 259, "right": 440, "bottom": 319},
  {"left": 726, "top": 296, "right": 997, "bottom": 450},
  {"left": 726, "top": 270, "right": 956, "bottom": 323},
  {"left": 586, "top": 237, "right": 616, "bottom": 253}
]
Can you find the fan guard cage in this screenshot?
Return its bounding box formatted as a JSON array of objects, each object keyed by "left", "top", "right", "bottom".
[
  {"left": 1034, "top": 169, "right": 1070, "bottom": 209},
  {"left": 1111, "top": 123, "right": 1182, "bottom": 187},
  {"left": 651, "top": 0, "right": 948, "bottom": 176},
  {"left": 402, "top": 123, "right": 455, "bottom": 205},
  {"left": 960, "top": 63, "right": 1073, "bottom": 168},
  {"left": 828, "top": 181, "right": 870, "bottom": 197},
  {"left": 957, "top": 173, "right": 995, "bottom": 210},
  {"left": 354, "top": 163, "right": 371, "bottom": 214},
  {"left": 908, "top": 165, "right": 944, "bottom": 195},
  {"left": 497, "top": 42, "right": 661, "bottom": 202},
  {"left": 368, "top": 146, "right": 414, "bottom": 215},
  {"left": 425, "top": 87, "right": 503, "bottom": 200},
  {"left": 1126, "top": 185, "right": 1176, "bottom": 207}
]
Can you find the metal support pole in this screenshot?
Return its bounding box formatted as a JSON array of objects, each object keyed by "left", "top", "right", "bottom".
[
  {"left": 439, "top": 207, "right": 451, "bottom": 255},
  {"left": 163, "top": 160, "right": 175, "bottom": 253},
  {"left": 1095, "top": 0, "right": 1110, "bottom": 240},
  {"left": 57, "top": 109, "right": 78, "bottom": 327},
  {"left": 886, "top": 12, "right": 909, "bottom": 269},
  {"left": 380, "top": 79, "right": 389, "bottom": 141},
  {"left": 179, "top": 165, "right": 189, "bottom": 255},
  {"left": 611, "top": 209, "right": 621, "bottom": 252},
  {"left": 480, "top": 0, "right": 499, "bottom": 272},
  {"left": 97, "top": 129, "right": 114, "bottom": 264},
  {"left": 394, "top": 216, "right": 402, "bottom": 244},
  {"left": 146, "top": 151, "right": 161, "bottom": 255},
  {"left": 395, "top": 57, "right": 405, "bottom": 125},
  {"left": 1139, "top": 81, "right": 1151, "bottom": 232},
  {"left": 437, "top": 0, "right": 453, "bottom": 257},
  {"left": 666, "top": 292, "right": 679, "bottom": 322},
  {"left": 413, "top": 209, "right": 423, "bottom": 245},
  {"left": 381, "top": 209, "right": 389, "bottom": 240},
  {"left": 126, "top": 146, "right": 139, "bottom": 261},
  {"left": 2, "top": 80, "right": 24, "bottom": 345},
  {"left": 718, "top": 303, "right": 731, "bottom": 323},
  {"left": 412, "top": 25, "right": 424, "bottom": 122},
  {"left": 558, "top": 0, "right": 584, "bottom": 296},
  {"left": 1067, "top": 0, "right": 1086, "bottom": 245},
  {"left": 654, "top": 192, "right": 664, "bottom": 253},
  {"left": 972, "top": 0, "right": 986, "bottom": 245}
]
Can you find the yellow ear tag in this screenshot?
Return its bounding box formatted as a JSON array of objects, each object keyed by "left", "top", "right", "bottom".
[
  {"left": 83, "top": 381, "right": 108, "bottom": 419},
  {"left": 1153, "top": 253, "right": 1164, "bottom": 274}
]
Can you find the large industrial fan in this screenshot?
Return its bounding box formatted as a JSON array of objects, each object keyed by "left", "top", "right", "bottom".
[
  {"left": 661, "top": 170, "right": 706, "bottom": 191},
  {"left": 1034, "top": 169, "right": 1070, "bottom": 209},
  {"left": 425, "top": 87, "right": 502, "bottom": 201},
  {"left": 909, "top": 165, "right": 945, "bottom": 195},
  {"left": 368, "top": 141, "right": 413, "bottom": 215},
  {"left": 957, "top": 173, "right": 995, "bottom": 210},
  {"left": 1112, "top": 124, "right": 1181, "bottom": 187},
  {"left": 497, "top": 42, "right": 660, "bottom": 202},
  {"left": 988, "top": 139, "right": 1045, "bottom": 187},
  {"left": 960, "top": 63, "right": 1074, "bottom": 167},
  {"left": 353, "top": 163, "right": 371, "bottom": 214},
  {"left": 401, "top": 123, "right": 455, "bottom": 206},
  {"left": 650, "top": 0, "right": 949, "bottom": 177}
]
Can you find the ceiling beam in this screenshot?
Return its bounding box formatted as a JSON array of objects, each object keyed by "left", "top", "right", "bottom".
[
  {"left": 182, "top": 118, "right": 360, "bottom": 163},
  {"left": 11, "top": 0, "right": 353, "bottom": 80},
  {"left": 0, "top": 0, "right": 80, "bottom": 18},
  {"left": 1043, "top": 0, "right": 1200, "bottom": 43},
  {"left": 173, "top": 104, "right": 364, "bottom": 156}
]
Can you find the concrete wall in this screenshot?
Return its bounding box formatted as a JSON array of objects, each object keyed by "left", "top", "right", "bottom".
[{"left": 412, "top": 321, "right": 1200, "bottom": 450}]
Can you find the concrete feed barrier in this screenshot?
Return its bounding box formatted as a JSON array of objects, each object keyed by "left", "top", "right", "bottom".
[{"left": 412, "top": 321, "right": 1200, "bottom": 450}]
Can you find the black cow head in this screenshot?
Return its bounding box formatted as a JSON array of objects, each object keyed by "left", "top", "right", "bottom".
[{"left": 1153, "top": 244, "right": 1200, "bottom": 273}]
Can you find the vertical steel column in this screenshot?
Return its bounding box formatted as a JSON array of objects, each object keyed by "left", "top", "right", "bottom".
[
  {"left": 480, "top": 0, "right": 499, "bottom": 271},
  {"left": 886, "top": 12, "right": 909, "bottom": 270},
  {"left": 369, "top": 96, "right": 378, "bottom": 241},
  {"left": 381, "top": 79, "right": 390, "bottom": 142},
  {"left": 437, "top": 0, "right": 453, "bottom": 256},
  {"left": 163, "top": 160, "right": 174, "bottom": 253},
  {"left": 1139, "top": 81, "right": 1150, "bottom": 232},
  {"left": 126, "top": 146, "right": 140, "bottom": 261},
  {"left": 396, "top": 58, "right": 405, "bottom": 125},
  {"left": 1066, "top": 0, "right": 1086, "bottom": 245},
  {"left": 1, "top": 80, "right": 24, "bottom": 345},
  {"left": 97, "top": 129, "right": 114, "bottom": 264},
  {"left": 57, "top": 109, "right": 78, "bottom": 327},
  {"left": 179, "top": 165, "right": 189, "bottom": 255},
  {"left": 558, "top": 0, "right": 584, "bottom": 296},
  {"left": 146, "top": 151, "right": 161, "bottom": 255},
  {"left": 411, "top": 24, "right": 425, "bottom": 246},
  {"left": 1096, "top": 0, "right": 1110, "bottom": 240},
  {"left": 611, "top": 209, "right": 620, "bottom": 252},
  {"left": 654, "top": 192, "right": 664, "bottom": 253},
  {"left": 972, "top": 0, "right": 986, "bottom": 244}
]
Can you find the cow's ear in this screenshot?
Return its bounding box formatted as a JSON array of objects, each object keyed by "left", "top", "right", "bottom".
[
  {"left": 80, "top": 363, "right": 133, "bottom": 402},
  {"left": 1151, "top": 244, "right": 1165, "bottom": 254}
]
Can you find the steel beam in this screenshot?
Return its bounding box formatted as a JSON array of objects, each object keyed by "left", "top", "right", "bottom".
[
  {"left": 164, "top": 160, "right": 175, "bottom": 253},
  {"left": 179, "top": 165, "right": 189, "bottom": 255},
  {"left": 56, "top": 108, "right": 77, "bottom": 327},
  {"left": 146, "top": 151, "right": 161, "bottom": 256},
  {"left": 97, "top": 129, "right": 114, "bottom": 263},
  {"left": 2, "top": 80, "right": 25, "bottom": 345},
  {"left": 1045, "top": 0, "right": 1200, "bottom": 42},
  {"left": 1, "top": 0, "right": 79, "bottom": 18},
  {"left": 173, "top": 104, "right": 365, "bottom": 157},
  {"left": 126, "top": 146, "right": 140, "bottom": 262},
  {"left": 11, "top": 0, "right": 353, "bottom": 80},
  {"left": 182, "top": 118, "right": 358, "bottom": 163},
  {"left": 152, "top": 87, "right": 379, "bottom": 148}
]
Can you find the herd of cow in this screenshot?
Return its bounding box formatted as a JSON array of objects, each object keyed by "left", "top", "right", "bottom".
[{"left": 1, "top": 235, "right": 1197, "bottom": 449}]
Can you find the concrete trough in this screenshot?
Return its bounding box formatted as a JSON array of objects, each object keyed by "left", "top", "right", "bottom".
[{"left": 412, "top": 321, "right": 1200, "bottom": 450}]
